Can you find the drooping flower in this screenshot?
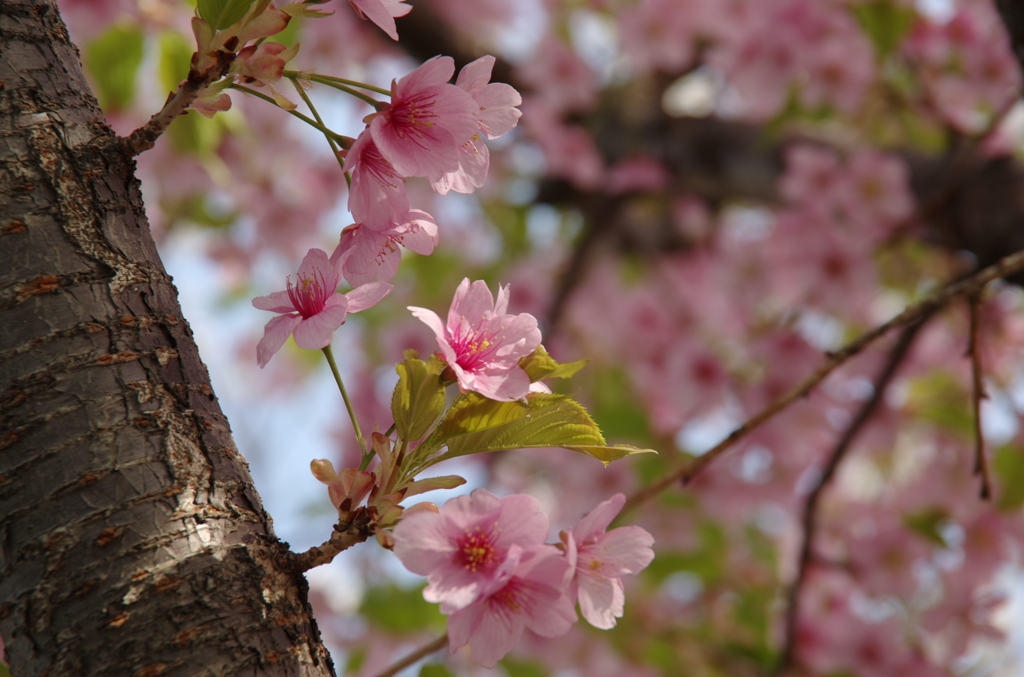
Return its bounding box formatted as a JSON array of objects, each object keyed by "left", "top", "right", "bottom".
[
  {"left": 409, "top": 278, "right": 542, "bottom": 401},
  {"left": 369, "top": 56, "right": 479, "bottom": 181},
  {"left": 348, "top": 0, "right": 412, "bottom": 41},
  {"left": 431, "top": 56, "right": 523, "bottom": 195},
  {"left": 252, "top": 248, "right": 392, "bottom": 367},
  {"left": 446, "top": 544, "right": 577, "bottom": 668},
  {"left": 343, "top": 129, "right": 410, "bottom": 232},
  {"left": 392, "top": 489, "right": 550, "bottom": 613},
  {"left": 330, "top": 210, "right": 438, "bottom": 286},
  {"left": 563, "top": 493, "right": 655, "bottom": 629}
]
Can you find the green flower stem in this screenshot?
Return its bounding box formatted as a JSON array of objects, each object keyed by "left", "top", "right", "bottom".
[
  {"left": 322, "top": 345, "right": 368, "bottom": 460},
  {"left": 286, "top": 70, "right": 392, "bottom": 97},
  {"left": 290, "top": 79, "right": 345, "bottom": 173},
  {"left": 228, "top": 83, "right": 347, "bottom": 143},
  {"left": 285, "top": 71, "right": 385, "bottom": 108}
]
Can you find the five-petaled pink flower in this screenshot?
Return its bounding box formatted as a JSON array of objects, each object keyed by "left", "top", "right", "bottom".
[
  {"left": 447, "top": 544, "right": 577, "bottom": 667},
  {"left": 409, "top": 278, "right": 542, "bottom": 401},
  {"left": 252, "top": 248, "right": 392, "bottom": 367},
  {"left": 369, "top": 56, "right": 479, "bottom": 181},
  {"left": 392, "top": 489, "right": 550, "bottom": 613},
  {"left": 563, "top": 493, "right": 655, "bottom": 629}
]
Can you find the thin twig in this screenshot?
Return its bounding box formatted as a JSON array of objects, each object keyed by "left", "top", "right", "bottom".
[
  {"left": 622, "top": 247, "right": 1024, "bottom": 515},
  {"left": 289, "top": 509, "right": 373, "bottom": 572},
  {"left": 119, "top": 53, "right": 235, "bottom": 156},
  {"left": 773, "top": 317, "right": 928, "bottom": 676},
  {"left": 370, "top": 633, "right": 449, "bottom": 677},
  {"left": 968, "top": 293, "right": 993, "bottom": 500}
]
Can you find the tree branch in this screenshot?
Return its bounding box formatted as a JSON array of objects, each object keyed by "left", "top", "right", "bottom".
[
  {"left": 622, "top": 246, "right": 1024, "bottom": 515},
  {"left": 967, "top": 293, "right": 993, "bottom": 500},
  {"left": 288, "top": 508, "right": 374, "bottom": 572},
  {"left": 773, "top": 317, "right": 928, "bottom": 676},
  {"left": 118, "top": 51, "right": 234, "bottom": 157},
  {"left": 369, "top": 633, "right": 448, "bottom": 677}
]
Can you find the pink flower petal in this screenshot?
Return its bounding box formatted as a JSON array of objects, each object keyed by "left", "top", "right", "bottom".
[{"left": 256, "top": 313, "right": 301, "bottom": 368}]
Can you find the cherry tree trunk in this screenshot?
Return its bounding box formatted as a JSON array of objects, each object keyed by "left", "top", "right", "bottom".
[{"left": 0, "top": 2, "right": 335, "bottom": 675}]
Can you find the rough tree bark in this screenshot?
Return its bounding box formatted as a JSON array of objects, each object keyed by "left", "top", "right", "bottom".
[{"left": 0, "top": 2, "right": 336, "bottom": 675}]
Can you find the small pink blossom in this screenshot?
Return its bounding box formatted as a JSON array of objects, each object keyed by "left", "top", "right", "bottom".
[
  {"left": 343, "top": 129, "right": 410, "bottom": 231},
  {"left": 369, "top": 56, "right": 479, "bottom": 181},
  {"left": 252, "top": 248, "right": 392, "bottom": 367},
  {"left": 392, "top": 489, "right": 550, "bottom": 613},
  {"left": 348, "top": 0, "right": 411, "bottom": 41},
  {"left": 409, "top": 278, "right": 542, "bottom": 401},
  {"left": 330, "top": 210, "right": 438, "bottom": 286},
  {"left": 563, "top": 493, "right": 654, "bottom": 629},
  {"left": 447, "top": 544, "right": 576, "bottom": 667}
]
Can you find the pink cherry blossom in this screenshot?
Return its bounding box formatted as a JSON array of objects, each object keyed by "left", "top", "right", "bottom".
[
  {"left": 454, "top": 56, "right": 522, "bottom": 141},
  {"left": 252, "top": 248, "right": 392, "bottom": 367},
  {"left": 392, "top": 489, "right": 550, "bottom": 613},
  {"left": 343, "top": 129, "right": 410, "bottom": 232},
  {"left": 563, "top": 493, "right": 654, "bottom": 629},
  {"left": 409, "top": 278, "right": 542, "bottom": 401},
  {"left": 348, "top": 0, "right": 411, "bottom": 41},
  {"left": 329, "top": 210, "right": 438, "bottom": 286},
  {"left": 446, "top": 544, "right": 577, "bottom": 667},
  {"left": 430, "top": 56, "right": 523, "bottom": 195},
  {"left": 369, "top": 56, "right": 479, "bottom": 181}
]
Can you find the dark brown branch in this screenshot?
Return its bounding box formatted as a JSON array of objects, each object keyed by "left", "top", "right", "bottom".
[
  {"left": 118, "top": 51, "right": 234, "bottom": 157},
  {"left": 288, "top": 508, "right": 374, "bottom": 572},
  {"left": 622, "top": 246, "right": 1024, "bottom": 515},
  {"left": 369, "top": 633, "right": 448, "bottom": 677},
  {"left": 967, "top": 293, "right": 993, "bottom": 500},
  {"left": 773, "top": 317, "right": 928, "bottom": 676}
]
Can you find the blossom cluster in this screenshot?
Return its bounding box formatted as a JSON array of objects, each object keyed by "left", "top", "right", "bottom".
[
  {"left": 392, "top": 489, "right": 654, "bottom": 667},
  {"left": 333, "top": 56, "right": 522, "bottom": 287}
]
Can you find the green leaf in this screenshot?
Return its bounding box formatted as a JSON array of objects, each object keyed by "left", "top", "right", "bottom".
[
  {"left": 851, "top": 0, "right": 917, "bottom": 59},
  {"left": 84, "top": 24, "right": 145, "bottom": 111},
  {"left": 904, "top": 507, "right": 951, "bottom": 547},
  {"left": 157, "top": 30, "right": 194, "bottom": 93},
  {"left": 518, "top": 344, "right": 588, "bottom": 382},
  {"left": 404, "top": 474, "right": 466, "bottom": 498},
  {"left": 197, "top": 0, "right": 256, "bottom": 30},
  {"left": 392, "top": 352, "right": 447, "bottom": 442},
  {"left": 359, "top": 584, "right": 445, "bottom": 634},
  {"left": 419, "top": 665, "right": 456, "bottom": 677},
  {"left": 0, "top": 663, "right": 10, "bottom": 677},
  {"left": 421, "top": 392, "right": 656, "bottom": 466},
  {"left": 994, "top": 445, "right": 1024, "bottom": 511}
]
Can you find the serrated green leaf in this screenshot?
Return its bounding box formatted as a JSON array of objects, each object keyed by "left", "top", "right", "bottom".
[
  {"left": 518, "top": 344, "right": 588, "bottom": 382},
  {"left": 565, "top": 444, "right": 657, "bottom": 464},
  {"left": 84, "top": 24, "right": 145, "bottom": 111},
  {"left": 419, "top": 392, "right": 653, "bottom": 466},
  {"left": 158, "top": 31, "right": 194, "bottom": 93},
  {"left": 197, "top": 0, "right": 256, "bottom": 30},
  {"left": 851, "top": 0, "right": 917, "bottom": 59},
  {"left": 392, "top": 354, "right": 447, "bottom": 442}
]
